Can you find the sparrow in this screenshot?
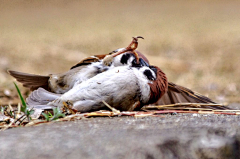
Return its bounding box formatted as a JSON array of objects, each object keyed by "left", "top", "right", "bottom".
[
  {"left": 8, "top": 36, "right": 147, "bottom": 94},
  {"left": 9, "top": 36, "right": 223, "bottom": 109},
  {"left": 26, "top": 61, "right": 168, "bottom": 112}
]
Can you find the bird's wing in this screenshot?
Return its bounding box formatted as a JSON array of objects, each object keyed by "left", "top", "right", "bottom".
[
  {"left": 156, "top": 82, "right": 229, "bottom": 109},
  {"left": 168, "top": 82, "right": 215, "bottom": 103},
  {"left": 70, "top": 54, "right": 106, "bottom": 69},
  {"left": 157, "top": 82, "right": 215, "bottom": 104},
  {"left": 8, "top": 70, "right": 50, "bottom": 91}
]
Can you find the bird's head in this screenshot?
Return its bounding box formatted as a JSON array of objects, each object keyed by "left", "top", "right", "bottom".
[
  {"left": 109, "top": 49, "right": 149, "bottom": 67},
  {"left": 71, "top": 36, "right": 146, "bottom": 69},
  {"left": 130, "top": 62, "right": 168, "bottom": 108},
  {"left": 103, "top": 36, "right": 144, "bottom": 66}
]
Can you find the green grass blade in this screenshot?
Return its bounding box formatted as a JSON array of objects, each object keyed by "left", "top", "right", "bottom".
[
  {"left": 42, "top": 112, "right": 50, "bottom": 121},
  {"left": 51, "top": 107, "right": 65, "bottom": 121},
  {"left": 13, "top": 82, "right": 27, "bottom": 113}
]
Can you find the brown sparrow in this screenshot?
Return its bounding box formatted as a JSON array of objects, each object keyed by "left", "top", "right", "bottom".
[
  {"left": 8, "top": 37, "right": 146, "bottom": 94},
  {"left": 26, "top": 60, "right": 168, "bottom": 112},
  {"left": 9, "top": 36, "right": 223, "bottom": 110}
]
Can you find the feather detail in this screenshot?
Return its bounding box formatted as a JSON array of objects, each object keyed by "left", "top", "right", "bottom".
[
  {"left": 26, "top": 66, "right": 152, "bottom": 112},
  {"left": 156, "top": 82, "right": 230, "bottom": 109},
  {"left": 26, "top": 88, "right": 60, "bottom": 107},
  {"left": 8, "top": 70, "right": 50, "bottom": 91},
  {"left": 70, "top": 54, "right": 106, "bottom": 69},
  {"left": 136, "top": 51, "right": 149, "bottom": 64},
  {"left": 157, "top": 82, "right": 215, "bottom": 105}
]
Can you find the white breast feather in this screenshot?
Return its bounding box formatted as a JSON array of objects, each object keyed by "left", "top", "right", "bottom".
[{"left": 132, "top": 66, "right": 152, "bottom": 104}]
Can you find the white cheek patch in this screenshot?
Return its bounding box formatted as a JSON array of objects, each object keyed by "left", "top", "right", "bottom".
[
  {"left": 150, "top": 69, "right": 156, "bottom": 79},
  {"left": 112, "top": 52, "right": 136, "bottom": 67},
  {"left": 127, "top": 56, "right": 135, "bottom": 65},
  {"left": 112, "top": 56, "right": 122, "bottom": 67},
  {"left": 139, "top": 67, "right": 156, "bottom": 81}
]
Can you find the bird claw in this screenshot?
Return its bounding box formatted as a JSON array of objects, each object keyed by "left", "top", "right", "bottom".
[
  {"left": 132, "top": 36, "right": 144, "bottom": 40},
  {"left": 128, "top": 36, "right": 144, "bottom": 50},
  {"left": 103, "top": 55, "right": 114, "bottom": 66}
]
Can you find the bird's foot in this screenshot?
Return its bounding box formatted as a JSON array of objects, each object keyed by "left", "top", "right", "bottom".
[{"left": 102, "top": 55, "right": 114, "bottom": 66}]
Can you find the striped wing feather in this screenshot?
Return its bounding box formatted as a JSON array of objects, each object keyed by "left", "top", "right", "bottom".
[{"left": 157, "top": 82, "right": 229, "bottom": 109}]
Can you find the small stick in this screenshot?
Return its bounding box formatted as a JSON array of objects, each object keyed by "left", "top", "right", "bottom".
[
  {"left": 102, "top": 100, "right": 120, "bottom": 114},
  {"left": 1, "top": 119, "right": 15, "bottom": 131},
  {"left": 157, "top": 107, "right": 213, "bottom": 111},
  {"left": 144, "top": 103, "right": 226, "bottom": 109}
]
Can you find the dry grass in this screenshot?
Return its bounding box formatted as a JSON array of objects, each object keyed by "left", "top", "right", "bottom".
[
  {"left": 0, "top": 0, "right": 240, "bottom": 103},
  {"left": 1, "top": 102, "right": 240, "bottom": 131}
]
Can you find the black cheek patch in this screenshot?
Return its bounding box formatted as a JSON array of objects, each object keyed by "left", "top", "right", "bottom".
[
  {"left": 120, "top": 53, "right": 131, "bottom": 64},
  {"left": 143, "top": 69, "right": 155, "bottom": 81}
]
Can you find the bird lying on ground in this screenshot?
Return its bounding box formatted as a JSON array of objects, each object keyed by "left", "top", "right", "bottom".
[
  {"left": 8, "top": 36, "right": 228, "bottom": 111},
  {"left": 26, "top": 61, "right": 168, "bottom": 112}
]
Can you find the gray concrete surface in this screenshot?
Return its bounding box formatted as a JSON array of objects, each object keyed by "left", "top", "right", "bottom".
[{"left": 0, "top": 103, "right": 240, "bottom": 159}]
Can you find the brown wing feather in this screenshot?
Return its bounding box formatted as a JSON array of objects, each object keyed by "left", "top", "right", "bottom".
[
  {"left": 8, "top": 70, "right": 50, "bottom": 91},
  {"left": 156, "top": 82, "right": 230, "bottom": 109},
  {"left": 168, "top": 82, "right": 215, "bottom": 103},
  {"left": 157, "top": 82, "right": 215, "bottom": 105},
  {"left": 70, "top": 54, "right": 107, "bottom": 69}
]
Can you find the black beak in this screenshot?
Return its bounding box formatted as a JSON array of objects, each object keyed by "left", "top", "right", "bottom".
[
  {"left": 139, "top": 58, "right": 149, "bottom": 67},
  {"left": 132, "top": 57, "right": 150, "bottom": 68}
]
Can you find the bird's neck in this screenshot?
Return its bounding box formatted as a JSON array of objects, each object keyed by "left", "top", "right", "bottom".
[{"left": 147, "top": 67, "right": 168, "bottom": 104}]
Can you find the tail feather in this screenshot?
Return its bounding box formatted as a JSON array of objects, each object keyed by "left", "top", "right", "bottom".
[
  {"left": 26, "top": 88, "right": 60, "bottom": 108},
  {"left": 8, "top": 70, "right": 50, "bottom": 91},
  {"left": 36, "top": 88, "right": 60, "bottom": 101}
]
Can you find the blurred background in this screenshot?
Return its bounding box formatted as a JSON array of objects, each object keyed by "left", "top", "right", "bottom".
[{"left": 0, "top": 0, "right": 240, "bottom": 104}]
